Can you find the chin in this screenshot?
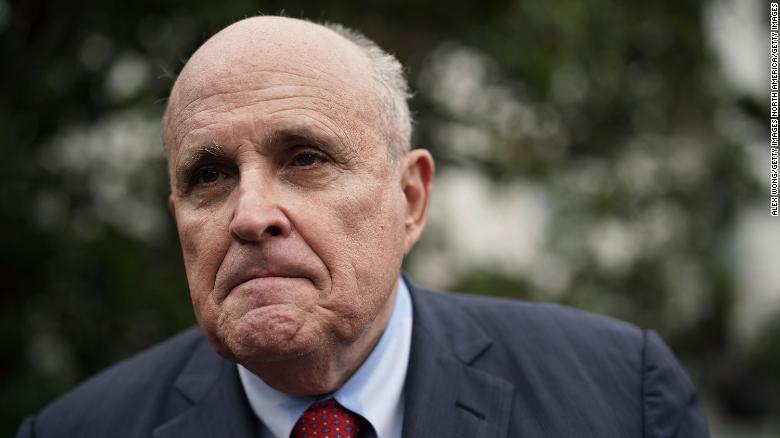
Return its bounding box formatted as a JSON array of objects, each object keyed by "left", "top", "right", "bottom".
[{"left": 215, "top": 305, "right": 326, "bottom": 364}]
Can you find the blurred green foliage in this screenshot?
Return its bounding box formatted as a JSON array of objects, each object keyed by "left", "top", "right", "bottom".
[{"left": 1, "top": 0, "right": 777, "bottom": 436}]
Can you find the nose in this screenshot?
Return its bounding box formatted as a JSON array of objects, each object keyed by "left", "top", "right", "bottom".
[{"left": 229, "top": 179, "right": 292, "bottom": 243}]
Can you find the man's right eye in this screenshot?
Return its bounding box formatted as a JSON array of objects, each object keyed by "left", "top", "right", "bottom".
[{"left": 192, "top": 168, "right": 222, "bottom": 185}]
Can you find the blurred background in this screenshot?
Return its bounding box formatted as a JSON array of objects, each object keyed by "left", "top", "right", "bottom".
[{"left": 1, "top": 0, "right": 777, "bottom": 435}]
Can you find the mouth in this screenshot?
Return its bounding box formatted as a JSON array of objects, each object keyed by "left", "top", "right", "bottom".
[
  {"left": 225, "top": 275, "right": 313, "bottom": 311},
  {"left": 232, "top": 273, "right": 302, "bottom": 290},
  {"left": 216, "top": 254, "right": 320, "bottom": 302}
]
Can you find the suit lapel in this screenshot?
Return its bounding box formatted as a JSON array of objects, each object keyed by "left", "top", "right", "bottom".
[
  {"left": 402, "top": 281, "right": 514, "bottom": 438},
  {"left": 152, "top": 339, "right": 258, "bottom": 438}
]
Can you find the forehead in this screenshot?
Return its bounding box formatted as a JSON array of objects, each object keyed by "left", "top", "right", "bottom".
[{"left": 165, "top": 18, "right": 383, "bottom": 154}]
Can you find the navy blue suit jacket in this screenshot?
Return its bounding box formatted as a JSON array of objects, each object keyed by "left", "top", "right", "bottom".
[{"left": 17, "top": 283, "right": 709, "bottom": 437}]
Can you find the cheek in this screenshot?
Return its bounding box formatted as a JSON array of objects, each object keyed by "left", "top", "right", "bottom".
[
  {"left": 350, "top": 180, "right": 406, "bottom": 249},
  {"left": 176, "top": 207, "right": 231, "bottom": 308},
  {"left": 305, "top": 179, "right": 406, "bottom": 305}
]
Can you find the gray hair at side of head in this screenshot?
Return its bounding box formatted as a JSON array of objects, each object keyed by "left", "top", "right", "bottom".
[{"left": 323, "top": 23, "right": 413, "bottom": 165}]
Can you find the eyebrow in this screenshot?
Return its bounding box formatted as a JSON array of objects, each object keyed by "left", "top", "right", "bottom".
[
  {"left": 264, "top": 126, "right": 339, "bottom": 151},
  {"left": 266, "top": 126, "right": 353, "bottom": 164},
  {"left": 175, "top": 141, "right": 228, "bottom": 186}
]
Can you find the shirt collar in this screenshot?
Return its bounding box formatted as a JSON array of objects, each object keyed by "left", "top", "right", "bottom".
[{"left": 238, "top": 276, "right": 414, "bottom": 438}]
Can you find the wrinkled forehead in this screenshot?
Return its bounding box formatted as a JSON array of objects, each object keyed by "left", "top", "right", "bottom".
[{"left": 164, "top": 17, "right": 380, "bottom": 150}]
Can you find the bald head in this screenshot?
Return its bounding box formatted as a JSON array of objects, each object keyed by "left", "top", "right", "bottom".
[{"left": 165, "top": 16, "right": 411, "bottom": 163}]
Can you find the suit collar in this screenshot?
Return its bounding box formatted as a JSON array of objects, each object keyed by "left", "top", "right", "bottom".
[
  {"left": 402, "top": 278, "right": 515, "bottom": 438},
  {"left": 152, "top": 338, "right": 258, "bottom": 438}
]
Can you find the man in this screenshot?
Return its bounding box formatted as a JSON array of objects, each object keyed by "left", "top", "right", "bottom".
[{"left": 17, "top": 16, "right": 708, "bottom": 437}]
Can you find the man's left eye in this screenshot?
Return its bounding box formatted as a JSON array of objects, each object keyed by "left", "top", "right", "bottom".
[{"left": 290, "top": 151, "right": 325, "bottom": 167}]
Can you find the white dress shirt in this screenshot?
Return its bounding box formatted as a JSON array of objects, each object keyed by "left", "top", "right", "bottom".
[{"left": 238, "top": 277, "right": 414, "bottom": 438}]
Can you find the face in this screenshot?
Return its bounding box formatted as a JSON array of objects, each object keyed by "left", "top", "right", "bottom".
[{"left": 165, "top": 18, "right": 430, "bottom": 373}]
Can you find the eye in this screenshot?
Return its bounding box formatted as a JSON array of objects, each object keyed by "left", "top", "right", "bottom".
[
  {"left": 192, "top": 167, "right": 223, "bottom": 185},
  {"left": 289, "top": 150, "right": 326, "bottom": 168}
]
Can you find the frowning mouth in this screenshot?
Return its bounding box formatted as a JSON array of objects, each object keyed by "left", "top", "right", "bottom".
[
  {"left": 231, "top": 274, "right": 302, "bottom": 290},
  {"left": 217, "top": 256, "right": 319, "bottom": 300}
]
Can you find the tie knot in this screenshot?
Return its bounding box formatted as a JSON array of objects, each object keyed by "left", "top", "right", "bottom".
[{"left": 290, "top": 399, "right": 364, "bottom": 438}]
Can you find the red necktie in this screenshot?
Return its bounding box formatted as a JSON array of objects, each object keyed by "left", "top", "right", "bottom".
[{"left": 290, "top": 399, "right": 365, "bottom": 438}]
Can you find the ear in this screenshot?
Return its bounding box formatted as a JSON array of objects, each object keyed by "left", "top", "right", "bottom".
[
  {"left": 400, "top": 149, "right": 435, "bottom": 254},
  {"left": 168, "top": 193, "right": 177, "bottom": 219}
]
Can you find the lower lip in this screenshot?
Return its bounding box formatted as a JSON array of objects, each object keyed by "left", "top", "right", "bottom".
[
  {"left": 233, "top": 276, "right": 305, "bottom": 292},
  {"left": 228, "top": 276, "right": 308, "bottom": 306}
]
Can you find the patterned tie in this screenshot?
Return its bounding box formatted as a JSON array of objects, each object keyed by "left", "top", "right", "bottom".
[{"left": 290, "top": 399, "right": 365, "bottom": 438}]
